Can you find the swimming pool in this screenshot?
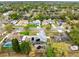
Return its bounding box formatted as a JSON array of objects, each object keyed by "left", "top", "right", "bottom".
[{"left": 3, "top": 41, "right": 12, "bottom": 48}]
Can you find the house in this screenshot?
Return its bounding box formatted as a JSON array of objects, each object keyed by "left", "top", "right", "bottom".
[
  {"left": 16, "top": 20, "right": 28, "bottom": 26},
  {"left": 14, "top": 27, "right": 24, "bottom": 32},
  {"left": 53, "top": 33, "right": 70, "bottom": 41},
  {"left": 51, "top": 26, "right": 64, "bottom": 33},
  {"left": 23, "top": 16, "right": 29, "bottom": 20},
  {"left": 70, "top": 45, "right": 79, "bottom": 51},
  {"left": 42, "top": 19, "right": 54, "bottom": 25},
  {"left": 29, "top": 29, "right": 47, "bottom": 50},
  {"left": 42, "top": 20, "right": 49, "bottom": 25},
  {"left": 3, "top": 11, "right": 13, "bottom": 16},
  {"left": 70, "top": 20, "right": 79, "bottom": 24},
  {"left": 38, "top": 29, "right": 47, "bottom": 42},
  {"left": 58, "top": 20, "right": 65, "bottom": 26},
  {"left": 11, "top": 20, "right": 18, "bottom": 25},
  {"left": 32, "top": 20, "right": 41, "bottom": 26}
]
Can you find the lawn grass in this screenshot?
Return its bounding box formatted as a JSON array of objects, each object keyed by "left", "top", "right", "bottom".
[
  {"left": 20, "top": 31, "right": 29, "bottom": 35},
  {"left": 0, "top": 37, "right": 3, "bottom": 42}
]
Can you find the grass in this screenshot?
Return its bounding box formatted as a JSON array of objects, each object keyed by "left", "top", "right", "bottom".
[
  {"left": 20, "top": 31, "right": 29, "bottom": 35},
  {"left": 29, "top": 30, "right": 38, "bottom": 35},
  {"left": 24, "top": 24, "right": 37, "bottom": 29},
  {"left": 0, "top": 37, "right": 3, "bottom": 42}
]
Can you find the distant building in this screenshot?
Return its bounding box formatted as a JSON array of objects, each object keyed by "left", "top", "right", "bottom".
[
  {"left": 23, "top": 16, "right": 29, "bottom": 20},
  {"left": 16, "top": 20, "right": 28, "bottom": 26},
  {"left": 53, "top": 33, "right": 70, "bottom": 41},
  {"left": 11, "top": 20, "right": 18, "bottom": 25},
  {"left": 3, "top": 11, "right": 13, "bottom": 16},
  {"left": 42, "top": 19, "right": 53, "bottom": 25},
  {"left": 32, "top": 20, "right": 41, "bottom": 26}
]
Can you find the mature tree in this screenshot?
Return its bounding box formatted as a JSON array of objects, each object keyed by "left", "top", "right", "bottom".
[
  {"left": 34, "top": 13, "right": 45, "bottom": 21},
  {"left": 46, "top": 45, "right": 55, "bottom": 57},
  {"left": 69, "top": 26, "right": 79, "bottom": 46},
  {"left": 9, "top": 12, "right": 22, "bottom": 20},
  {"left": 20, "top": 41, "right": 31, "bottom": 54},
  {"left": 12, "top": 38, "right": 21, "bottom": 53},
  {"left": 4, "top": 24, "right": 13, "bottom": 33}
]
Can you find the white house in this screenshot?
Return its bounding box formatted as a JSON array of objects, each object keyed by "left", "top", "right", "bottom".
[
  {"left": 11, "top": 20, "right": 18, "bottom": 25},
  {"left": 16, "top": 20, "right": 28, "bottom": 26},
  {"left": 32, "top": 20, "right": 41, "bottom": 26},
  {"left": 70, "top": 45, "right": 79, "bottom": 51}
]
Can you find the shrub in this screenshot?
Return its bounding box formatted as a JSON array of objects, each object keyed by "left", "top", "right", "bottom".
[
  {"left": 12, "top": 38, "right": 21, "bottom": 53},
  {"left": 69, "top": 27, "right": 79, "bottom": 46},
  {"left": 20, "top": 41, "right": 31, "bottom": 54},
  {"left": 46, "top": 45, "right": 55, "bottom": 57},
  {"left": 51, "top": 42, "right": 70, "bottom": 56},
  {"left": 4, "top": 24, "right": 13, "bottom": 33},
  {"left": 9, "top": 12, "right": 22, "bottom": 20}
]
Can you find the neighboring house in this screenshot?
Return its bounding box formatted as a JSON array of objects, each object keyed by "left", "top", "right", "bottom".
[
  {"left": 11, "top": 20, "right": 18, "bottom": 25},
  {"left": 16, "top": 20, "right": 28, "bottom": 26},
  {"left": 53, "top": 33, "right": 69, "bottom": 41},
  {"left": 70, "top": 45, "right": 79, "bottom": 51},
  {"left": 70, "top": 20, "right": 79, "bottom": 24},
  {"left": 51, "top": 26, "right": 64, "bottom": 33},
  {"left": 0, "top": 19, "right": 11, "bottom": 24},
  {"left": 3, "top": 32, "right": 21, "bottom": 42},
  {"left": 14, "top": 27, "right": 24, "bottom": 32},
  {"left": 51, "top": 21, "right": 71, "bottom": 33},
  {"left": 23, "top": 15, "right": 29, "bottom": 20},
  {"left": 32, "top": 20, "right": 41, "bottom": 26},
  {"left": 42, "top": 20, "right": 49, "bottom": 25},
  {"left": 58, "top": 20, "right": 65, "bottom": 26},
  {"left": 3, "top": 11, "right": 13, "bottom": 16},
  {"left": 42, "top": 19, "right": 53, "bottom": 25}
]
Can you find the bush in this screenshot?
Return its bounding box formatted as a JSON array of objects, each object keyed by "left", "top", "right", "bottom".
[
  {"left": 12, "top": 38, "right": 21, "bottom": 53},
  {"left": 46, "top": 24, "right": 51, "bottom": 30},
  {"left": 9, "top": 12, "right": 22, "bottom": 20},
  {"left": 51, "top": 42, "right": 70, "bottom": 56},
  {"left": 4, "top": 24, "right": 13, "bottom": 33},
  {"left": 69, "top": 27, "right": 79, "bottom": 46},
  {"left": 24, "top": 24, "right": 37, "bottom": 30},
  {"left": 46, "top": 46, "right": 55, "bottom": 57},
  {"left": 27, "top": 24, "right": 37, "bottom": 28},
  {"left": 20, "top": 41, "right": 31, "bottom": 54}
]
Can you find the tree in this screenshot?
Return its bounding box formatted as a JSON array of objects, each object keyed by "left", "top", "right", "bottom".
[
  {"left": 51, "top": 42, "right": 70, "bottom": 57},
  {"left": 34, "top": 13, "right": 45, "bottom": 21},
  {"left": 69, "top": 26, "right": 79, "bottom": 46},
  {"left": 46, "top": 24, "right": 51, "bottom": 30},
  {"left": 20, "top": 41, "right": 31, "bottom": 54},
  {"left": 46, "top": 46, "right": 55, "bottom": 57},
  {"left": 34, "top": 13, "right": 45, "bottom": 25},
  {"left": 12, "top": 38, "right": 21, "bottom": 53},
  {"left": 4, "top": 24, "right": 13, "bottom": 33},
  {"left": 9, "top": 12, "right": 22, "bottom": 20}
]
